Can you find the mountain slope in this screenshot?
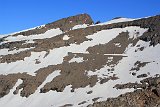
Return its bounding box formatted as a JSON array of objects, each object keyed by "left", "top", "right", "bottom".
[{"left": 0, "top": 14, "right": 160, "bottom": 107}]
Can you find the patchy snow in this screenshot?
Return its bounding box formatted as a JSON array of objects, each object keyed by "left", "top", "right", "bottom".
[
  {"left": 36, "top": 70, "right": 61, "bottom": 92},
  {"left": 0, "top": 25, "right": 160, "bottom": 107},
  {"left": 0, "top": 76, "right": 135, "bottom": 107},
  {"left": 0, "top": 51, "right": 47, "bottom": 76},
  {"left": 114, "top": 43, "right": 121, "bottom": 47},
  {"left": 25, "top": 40, "right": 35, "bottom": 44},
  {"left": 128, "top": 28, "right": 148, "bottom": 39},
  {"left": 0, "top": 27, "right": 147, "bottom": 76},
  {"left": 0, "top": 79, "right": 23, "bottom": 106},
  {"left": 0, "top": 48, "right": 34, "bottom": 56},
  {"left": 69, "top": 56, "right": 84, "bottom": 63}
]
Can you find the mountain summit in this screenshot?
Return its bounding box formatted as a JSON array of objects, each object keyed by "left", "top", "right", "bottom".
[{"left": 0, "top": 14, "right": 160, "bottom": 107}]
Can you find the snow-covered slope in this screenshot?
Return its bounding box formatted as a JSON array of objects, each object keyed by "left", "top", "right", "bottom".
[{"left": 0, "top": 14, "right": 160, "bottom": 107}]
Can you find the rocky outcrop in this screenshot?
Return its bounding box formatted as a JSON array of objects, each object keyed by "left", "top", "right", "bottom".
[
  {"left": 88, "top": 77, "right": 160, "bottom": 107},
  {"left": 130, "top": 61, "right": 150, "bottom": 71},
  {"left": 89, "top": 89, "right": 160, "bottom": 107}
]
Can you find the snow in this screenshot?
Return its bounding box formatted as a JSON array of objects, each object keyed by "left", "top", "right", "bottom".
[
  {"left": 96, "top": 18, "right": 134, "bottom": 25},
  {"left": 2, "top": 28, "right": 62, "bottom": 43},
  {"left": 36, "top": 70, "right": 61, "bottom": 92},
  {"left": 0, "top": 79, "right": 23, "bottom": 106},
  {"left": 72, "top": 24, "right": 88, "bottom": 30},
  {"left": 63, "top": 35, "right": 70, "bottom": 40},
  {"left": 0, "top": 48, "right": 34, "bottom": 56},
  {"left": 2, "top": 25, "right": 46, "bottom": 37},
  {"left": 114, "top": 43, "right": 121, "bottom": 47},
  {"left": 0, "top": 51, "right": 47, "bottom": 76},
  {"left": 69, "top": 56, "right": 84, "bottom": 63}
]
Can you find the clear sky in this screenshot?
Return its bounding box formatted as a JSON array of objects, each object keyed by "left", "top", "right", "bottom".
[{"left": 0, "top": 0, "right": 160, "bottom": 35}]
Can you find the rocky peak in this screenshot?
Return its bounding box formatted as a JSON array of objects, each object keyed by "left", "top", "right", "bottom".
[{"left": 11, "top": 13, "right": 94, "bottom": 37}]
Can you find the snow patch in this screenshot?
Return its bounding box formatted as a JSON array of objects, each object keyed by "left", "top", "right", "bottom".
[
  {"left": 69, "top": 57, "right": 84, "bottom": 63},
  {"left": 114, "top": 43, "right": 121, "bottom": 47},
  {"left": 0, "top": 48, "right": 34, "bottom": 56},
  {"left": 63, "top": 35, "right": 70, "bottom": 40},
  {"left": 72, "top": 24, "right": 88, "bottom": 30},
  {"left": 36, "top": 70, "right": 61, "bottom": 92},
  {"left": 3, "top": 28, "right": 62, "bottom": 43},
  {"left": 97, "top": 18, "right": 134, "bottom": 25}
]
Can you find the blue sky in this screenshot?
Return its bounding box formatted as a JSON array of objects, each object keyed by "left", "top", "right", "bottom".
[{"left": 0, "top": 0, "right": 160, "bottom": 35}]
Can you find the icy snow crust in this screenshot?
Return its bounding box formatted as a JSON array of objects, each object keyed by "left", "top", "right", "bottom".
[{"left": 0, "top": 25, "right": 160, "bottom": 107}]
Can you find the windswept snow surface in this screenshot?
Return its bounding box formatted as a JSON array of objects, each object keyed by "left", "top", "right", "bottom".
[{"left": 0, "top": 26, "right": 160, "bottom": 107}]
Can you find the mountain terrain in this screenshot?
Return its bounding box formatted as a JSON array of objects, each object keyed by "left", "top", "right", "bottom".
[{"left": 0, "top": 13, "right": 160, "bottom": 107}]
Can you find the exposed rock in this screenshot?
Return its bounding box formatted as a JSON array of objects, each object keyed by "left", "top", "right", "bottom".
[
  {"left": 100, "top": 75, "right": 119, "bottom": 84},
  {"left": 87, "top": 90, "right": 93, "bottom": 94},
  {"left": 114, "top": 82, "right": 145, "bottom": 90},
  {"left": 112, "top": 17, "right": 123, "bottom": 20},
  {"left": 60, "top": 104, "right": 73, "bottom": 107},
  {"left": 130, "top": 61, "right": 150, "bottom": 71},
  {"left": 92, "top": 97, "right": 101, "bottom": 102},
  {"left": 78, "top": 101, "right": 87, "bottom": 105},
  {"left": 87, "top": 32, "right": 138, "bottom": 54},
  {"left": 88, "top": 77, "right": 160, "bottom": 107},
  {"left": 137, "top": 74, "right": 148, "bottom": 78},
  {"left": 95, "top": 21, "right": 101, "bottom": 24},
  {"left": 132, "top": 72, "right": 136, "bottom": 76},
  {"left": 88, "top": 89, "right": 160, "bottom": 107}
]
